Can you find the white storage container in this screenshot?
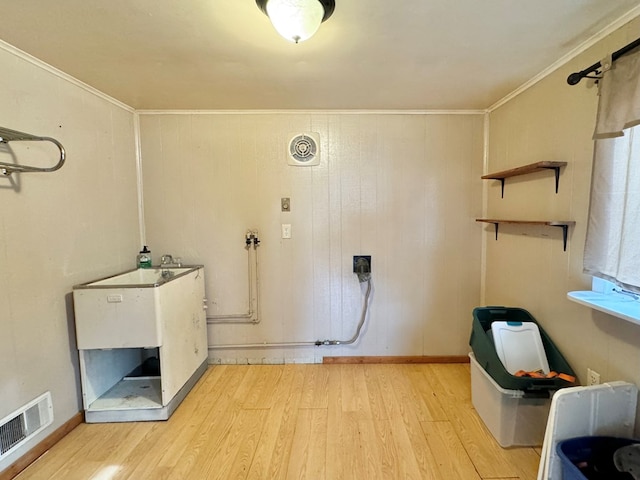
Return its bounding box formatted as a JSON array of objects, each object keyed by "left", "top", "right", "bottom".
[{"left": 469, "top": 352, "right": 552, "bottom": 447}]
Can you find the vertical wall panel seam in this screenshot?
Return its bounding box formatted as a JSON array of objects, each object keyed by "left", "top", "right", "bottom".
[
  {"left": 480, "top": 112, "right": 490, "bottom": 305},
  {"left": 133, "top": 112, "right": 146, "bottom": 246}
]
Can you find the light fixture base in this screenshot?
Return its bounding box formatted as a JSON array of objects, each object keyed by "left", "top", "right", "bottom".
[{"left": 256, "top": 0, "right": 335, "bottom": 23}]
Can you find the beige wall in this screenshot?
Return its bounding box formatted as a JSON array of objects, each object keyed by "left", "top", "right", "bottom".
[
  {"left": 139, "top": 113, "right": 484, "bottom": 363},
  {"left": 485, "top": 17, "right": 640, "bottom": 388},
  {"left": 0, "top": 45, "right": 139, "bottom": 468}
]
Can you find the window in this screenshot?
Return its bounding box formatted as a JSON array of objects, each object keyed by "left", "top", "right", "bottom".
[{"left": 583, "top": 48, "right": 640, "bottom": 293}]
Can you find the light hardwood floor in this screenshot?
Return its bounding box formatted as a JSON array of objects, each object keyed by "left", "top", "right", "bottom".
[{"left": 16, "top": 363, "right": 541, "bottom": 479}]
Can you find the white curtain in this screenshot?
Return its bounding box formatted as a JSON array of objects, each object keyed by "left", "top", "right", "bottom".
[
  {"left": 593, "top": 49, "right": 640, "bottom": 139},
  {"left": 584, "top": 48, "right": 640, "bottom": 292}
]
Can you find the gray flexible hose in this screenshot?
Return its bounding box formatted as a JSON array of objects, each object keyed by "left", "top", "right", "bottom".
[
  {"left": 321, "top": 277, "right": 372, "bottom": 346},
  {"left": 209, "top": 276, "right": 372, "bottom": 350}
]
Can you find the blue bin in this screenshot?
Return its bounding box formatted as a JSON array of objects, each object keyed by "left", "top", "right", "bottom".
[{"left": 557, "top": 436, "right": 639, "bottom": 480}]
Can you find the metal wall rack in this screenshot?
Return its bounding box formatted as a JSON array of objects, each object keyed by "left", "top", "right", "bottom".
[{"left": 0, "top": 126, "right": 66, "bottom": 176}]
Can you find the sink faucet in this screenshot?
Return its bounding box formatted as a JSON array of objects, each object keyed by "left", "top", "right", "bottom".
[
  {"left": 161, "top": 254, "right": 182, "bottom": 268},
  {"left": 160, "top": 254, "right": 176, "bottom": 280}
]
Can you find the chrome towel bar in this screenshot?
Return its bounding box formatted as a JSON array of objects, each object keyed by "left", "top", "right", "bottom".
[{"left": 0, "top": 126, "right": 66, "bottom": 175}]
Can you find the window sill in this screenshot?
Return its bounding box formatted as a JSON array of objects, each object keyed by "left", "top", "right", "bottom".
[{"left": 568, "top": 278, "right": 640, "bottom": 325}]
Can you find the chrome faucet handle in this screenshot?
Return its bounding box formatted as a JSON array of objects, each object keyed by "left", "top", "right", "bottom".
[{"left": 161, "top": 254, "right": 173, "bottom": 265}]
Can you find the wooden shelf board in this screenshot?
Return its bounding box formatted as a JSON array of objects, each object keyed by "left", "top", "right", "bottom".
[
  {"left": 476, "top": 219, "right": 575, "bottom": 251},
  {"left": 476, "top": 219, "right": 575, "bottom": 226},
  {"left": 481, "top": 161, "right": 567, "bottom": 180}
]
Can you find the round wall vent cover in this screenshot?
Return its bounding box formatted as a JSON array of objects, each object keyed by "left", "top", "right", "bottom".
[{"left": 288, "top": 133, "right": 320, "bottom": 166}]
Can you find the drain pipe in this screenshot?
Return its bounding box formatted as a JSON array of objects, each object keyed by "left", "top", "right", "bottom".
[
  {"left": 208, "top": 273, "right": 372, "bottom": 350},
  {"left": 207, "top": 230, "right": 260, "bottom": 324}
]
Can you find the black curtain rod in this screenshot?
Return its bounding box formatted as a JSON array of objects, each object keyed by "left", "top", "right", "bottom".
[{"left": 567, "top": 36, "right": 640, "bottom": 85}]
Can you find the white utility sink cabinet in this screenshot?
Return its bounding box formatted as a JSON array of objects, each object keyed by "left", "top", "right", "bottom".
[{"left": 73, "top": 266, "right": 208, "bottom": 423}]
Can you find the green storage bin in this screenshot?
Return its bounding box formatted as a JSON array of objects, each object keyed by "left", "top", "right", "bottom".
[{"left": 469, "top": 306, "right": 576, "bottom": 394}]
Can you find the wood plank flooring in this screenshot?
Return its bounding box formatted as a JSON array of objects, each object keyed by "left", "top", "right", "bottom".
[{"left": 15, "top": 363, "right": 541, "bottom": 479}]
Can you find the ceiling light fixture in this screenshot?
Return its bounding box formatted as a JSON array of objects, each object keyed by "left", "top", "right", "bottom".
[{"left": 256, "top": 0, "right": 335, "bottom": 44}]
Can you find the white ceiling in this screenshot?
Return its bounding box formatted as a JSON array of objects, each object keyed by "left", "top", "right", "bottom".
[{"left": 1, "top": 1, "right": 639, "bottom": 110}]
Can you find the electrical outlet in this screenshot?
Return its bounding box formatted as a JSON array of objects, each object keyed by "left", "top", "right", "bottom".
[
  {"left": 353, "top": 256, "right": 372, "bottom": 274},
  {"left": 587, "top": 368, "right": 601, "bottom": 386},
  {"left": 281, "top": 224, "right": 292, "bottom": 239}
]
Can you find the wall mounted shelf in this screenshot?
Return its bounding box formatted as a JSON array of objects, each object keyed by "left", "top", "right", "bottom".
[
  {"left": 482, "top": 161, "right": 567, "bottom": 197},
  {"left": 476, "top": 219, "right": 576, "bottom": 251}
]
